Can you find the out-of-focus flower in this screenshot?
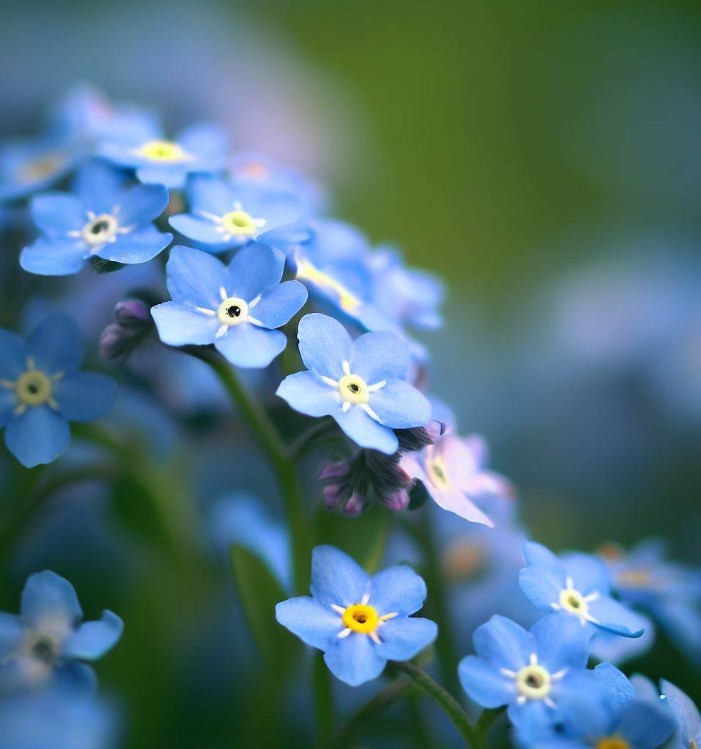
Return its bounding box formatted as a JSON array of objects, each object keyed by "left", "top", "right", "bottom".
[
  {"left": 152, "top": 244, "right": 307, "bottom": 368},
  {"left": 519, "top": 542, "right": 645, "bottom": 640},
  {"left": 99, "top": 298, "right": 153, "bottom": 361},
  {"left": 276, "top": 313, "right": 432, "bottom": 454},
  {"left": 275, "top": 545, "right": 437, "bottom": 686},
  {"left": 169, "top": 175, "right": 309, "bottom": 252},
  {"left": 661, "top": 679, "right": 701, "bottom": 749},
  {"left": 401, "top": 432, "right": 512, "bottom": 526},
  {"left": 0, "top": 571, "right": 123, "bottom": 693},
  {"left": 458, "top": 614, "right": 592, "bottom": 732},
  {"left": 0, "top": 315, "right": 118, "bottom": 467},
  {"left": 21, "top": 161, "right": 171, "bottom": 276}
]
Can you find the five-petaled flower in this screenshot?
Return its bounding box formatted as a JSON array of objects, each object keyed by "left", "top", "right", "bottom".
[
  {"left": 276, "top": 313, "right": 432, "bottom": 454},
  {"left": 0, "top": 315, "right": 118, "bottom": 467},
  {"left": 275, "top": 545, "right": 437, "bottom": 686}
]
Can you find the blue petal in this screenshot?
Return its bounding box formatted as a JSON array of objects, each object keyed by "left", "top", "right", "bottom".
[
  {"left": 472, "top": 615, "right": 533, "bottom": 671},
  {"left": 73, "top": 160, "right": 124, "bottom": 212},
  {"left": 5, "top": 407, "right": 71, "bottom": 467},
  {"left": 351, "top": 330, "right": 410, "bottom": 382},
  {"left": 169, "top": 213, "right": 230, "bottom": 248},
  {"left": 276, "top": 371, "right": 338, "bottom": 417},
  {"left": 30, "top": 193, "right": 84, "bottom": 235},
  {"left": 21, "top": 238, "right": 87, "bottom": 276},
  {"left": 366, "top": 565, "right": 427, "bottom": 617},
  {"left": 165, "top": 245, "right": 226, "bottom": 309},
  {"left": 21, "top": 571, "right": 82, "bottom": 630},
  {"left": 55, "top": 661, "right": 98, "bottom": 693},
  {"left": 64, "top": 611, "right": 123, "bottom": 661},
  {"left": 373, "top": 617, "right": 437, "bottom": 661},
  {"left": 0, "top": 613, "right": 23, "bottom": 660},
  {"left": 531, "top": 614, "right": 589, "bottom": 673},
  {"left": 0, "top": 329, "right": 28, "bottom": 380},
  {"left": 27, "top": 315, "right": 83, "bottom": 373},
  {"left": 335, "top": 405, "right": 399, "bottom": 454},
  {"left": 275, "top": 597, "right": 341, "bottom": 650},
  {"left": 53, "top": 372, "right": 118, "bottom": 423},
  {"left": 519, "top": 544, "right": 565, "bottom": 611},
  {"left": 95, "top": 227, "right": 172, "bottom": 264},
  {"left": 593, "top": 663, "right": 635, "bottom": 712},
  {"left": 458, "top": 656, "right": 514, "bottom": 708},
  {"left": 297, "top": 313, "right": 353, "bottom": 380},
  {"left": 136, "top": 164, "right": 187, "bottom": 188},
  {"left": 661, "top": 679, "right": 701, "bottom": 745},
  {"left": 0, "top": 389, "right": 16, "bottom": 427},
  {"left": 323, "top": 632, "right": 386, "bottom": 686},
  {"left": 214, "top": 325, "right": 286, "bottom": 368},
  {"left": 250, "top": 281, "right": 308, "bottom": 329},
  {"left": 187, "top": 175, "right": 236, "bottom": 215},
  {"left": 561, "top": 553, "right": 612, "bottom": 597},
  {"left": 178, "top": 123, "right": 228, "bottom": 157},
  {"left": 117, "top": 183, "right": 169, "bottom": 225},
  {"left": 588, "top": 596, "right": 645, "bottom": 638},
  {"left": 225, "top": 243, "right": 284, "bottom": 300},
  {"left": 368, "top": 380, "right": 431, "bottom": 429},
  {"left": 589, "top": 616, "right": 655, "bottom": 664},
  {"left": 310, "top": 545, "right": 369, "bottom": 609},
  {"left": 152, "top": 302, "right": 219, "bottom": 346},
  {"left": 617, "top": 700, "right": 676, "bottom": 749}
]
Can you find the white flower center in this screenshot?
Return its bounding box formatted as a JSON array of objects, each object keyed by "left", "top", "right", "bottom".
[
  {"left": 320, "top": 361, "right": 387, "bottom": 420},
  {"left": 501, "top": 653, "right": 567, "bottom": 708},
  {"left": 551, "top": 577, "right": 600, "bottom": 625},
  {"left": 81, "top": 213, "right": 119, "bottom": 246},
  {"left": 216, "top": 296, "right": 249, "bottom": 326}
]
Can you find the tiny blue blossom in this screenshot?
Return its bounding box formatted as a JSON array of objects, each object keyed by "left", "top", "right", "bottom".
[
  {"left": 0, "top": 315, "right": 118, "bottom": 467},
  {"left": 276, "top": 313, "right": 432, "bottom": 455},
  {"left": 0, "top": 571, "right": 123, "bottom": 693},
  {"left": 458, "top": 614, "right": 593, "bottom": 733},
  {"left": 519, "top": 542, "right": 645, "bottom": 640},
  {"left": 151, "top": 244, "right": 308, "bottom": 368},
  {"left": 169, "top": 175, "right": 309, "bottom": 252},
  {"left": 661, "top": 679, "right": 701, "bottom": 749},
  {"left": 275, "top": 545, "right": 437, "bottom": 687},
  {"left": 20, "top": 160, "right": 172, "bottom": 276}
]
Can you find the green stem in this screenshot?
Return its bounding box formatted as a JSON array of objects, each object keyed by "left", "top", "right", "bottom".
[
  {"left": 474, "top": 706, "right": 505, "bottom": 748},
  {"left": 394, "top": 661, "right": 476, "bottom": 747},
  {"left": 287, "top": 418, "right": 338, "bottom": 461},
  {"left": 313, "top": 653, "right": 335, "bottom": 749}
]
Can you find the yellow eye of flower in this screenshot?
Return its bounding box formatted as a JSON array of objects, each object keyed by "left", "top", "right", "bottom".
[
  {"left": 137, "top": 140, "right": 189, "bottom": 162},
  {"left": 515, "top": 664, "right": 552, "bottom": 700},
  {"left": 216, "top": 297, "right": 249, "bottom": 326},
  {"left": 221, "top": 210, "right": 257, "bottom": 237},
  {"left": 15, "top": 370, "right": 54, "bottom": 407},
  {"left": 596, "top": 738, "right": 631, "bottom": 749},
  {"left": 559, "top": 587, "right": 589, "bottom": 618},
  {"left": 342, "top": 603, "right": 380, "bottom": 634},
  {"left": 337, "top": 374, "right": 369, "bottom": 405}
]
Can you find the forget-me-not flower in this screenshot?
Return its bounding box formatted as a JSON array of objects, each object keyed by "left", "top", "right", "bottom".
[
  {"left": 0, "top": 571, "right": 123, "bottom": 693},
  {"left": 660, "top": 679, "right": 701, "bottom": 749},
  {"left": 151, "top": 244, "right": 308, "bottom": 368},
  {"left": 275, "top": 545, "right": 437, "bottom": 686},
  {"left": 519, "top": 542, "right": 645, "bottom": 640},
  {"left": 169, "top": 175, "right": 309, "bottom": 252},
  {"left": 0, "top": 315, "right": 118, "bottom": 467},
  {"left": 458, "top": 614, "right": 592, "bottom": 732},
  {"left": 21, "top": 160, "right": 172, "bottom": 276},
  {"left": 276, "top": 313, "right": 432, "bottom": 455}
]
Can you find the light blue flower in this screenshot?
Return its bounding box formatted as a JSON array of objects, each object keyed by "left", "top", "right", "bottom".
[
  {"left": 0, "top": 315, "right": 118, "bottom": 467},
  {"left": 519, "top": 542, "right": 645, "bottom": 640},
  {"left": 458, "top": 614, "right": 593, "bottom": 732},
  {"left": 275, "top": 545, "right": 437, "bottom": 686},
  {"left": 661, "top": 679, "right": 701, "bottom": 749},
  {"left": 169, "top": 175, "right": 310, "bottom": 252},
  {"left": 0, "top": 571, "right": 123, "bottom": 693},
  {"left": 276, "top": 313, "right": 432, "bottom": 454},
  {"left": 151, "top": 244, "right": 307, "bottom": 368},
  {"left": 20, "top": 160, "right": 172, "bottom": 276},
  {"left": 98, "top": 120, "right": 228, "bottom": 188}
]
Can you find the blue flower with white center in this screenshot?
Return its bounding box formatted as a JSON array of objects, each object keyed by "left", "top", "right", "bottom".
[
  {"left": 151, "top": 244, "right": 308, "bottom": 368},
  {"left": 20, "top": 160, "right": 172, "bottom": 276},
  {"left": 0, "top": 315, "right": 118, "bottom": 467},
  {"left": 276, "top": 313, "right": 432, "bottom": 455},
  {"left": 0, "top": 570, "right": 123, "bottom": 693},
  {"left": 169, "top": 175, "right": 309, "bottom": 252},
  {"left": 519, "top": 542, "right": 645, "bottom": 640},
  {"left": 275, "top": 545, "right": 437, "bottom": 687},
  {"left": 458, "top": 614, "right": 592, "bottom": 732},
  {"left": 661, "top": 679, "right": 701, "bottom": 749},
  {"left": 98, "top": 119, "right": 228, "bottom": 188}
]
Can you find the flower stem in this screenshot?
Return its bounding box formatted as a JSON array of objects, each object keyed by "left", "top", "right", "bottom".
[
  {"left": 287, "top": 418, "right": 338, "bottom": 461},
  {"left": 474, "top": 706, "right": 505, "bottom": 748},
  {"left": 313, "top": 653, "right": 335, "bottom": 749}
]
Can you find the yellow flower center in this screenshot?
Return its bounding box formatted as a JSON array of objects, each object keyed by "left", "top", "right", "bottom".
[
  {"left": 295, "top": 258, "right": 362, "bottom": 313},
  {"left": 515, "top": 664, "right": 552, "bottom": 700},
  {"left": 20, "top": 152, "right": 65, "bottom": 183},
  {"left": 338, "top": 374, "right": 369, "bottom": 405},
  {"left": 81, "top": 214, "right": 118, "bottom": 246},
  {"left": 216, "top": 297, "right": 249, "bottom": 326},
  {"left": 428, "top": 457, "right": 449, "bottom": 489},
  {"left": 342, "top": 603, "right": 380, "bottom": 634},
  {"left": 559, "top": 587, "right": 589, "bottom": 618},
  {"left": 596, "top": 738, "right": 631, "bottom": 749},
  {"left": 136, "top": 139, "right": 189, "bottom": 162},
  {"left": 221, "top": 210, "right": 257, "bottom": 237},
  {"left": 15, "top": 370, "right": 54, "bottom": 407}
]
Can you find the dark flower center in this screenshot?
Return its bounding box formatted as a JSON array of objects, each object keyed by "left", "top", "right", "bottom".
[{"left": 227, "top": 305, "right": 242, "bottom": 318}]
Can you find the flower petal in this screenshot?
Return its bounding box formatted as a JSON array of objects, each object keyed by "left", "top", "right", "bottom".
[
  {"left": 275, "top": 597, "right": 341, "bottom": 650},
  {"left": 116, "top": 183, "right": 169, "bottom": 225},
  {"left": 21, "top": 238, "right": 87, "bottom": 276},
  {"left": 152, "top": 302, "right": 220, "bottom": 346},
  {"left": 458, "top": 656, "right": 514, "bottom": 708},
  {"left": 53, "top": 372, "right": 118, "bottom": 423},
  {"left": 214, "top": 325, "right": 286, "bottom": 368},
  {"left": 561, "top": 553, "right": 612, "bottom": 597},
  {"left": 373, "top": 617, "right": 437, "bottom": 661},
  {"left": 64, "top": 611, "right": 123, "bottom": 661},
  {"left": 5, "top": 407, "right": 71, "bottom": 467},
  {"left": 73, "top": 160, "right": 125, "bottom": 212},
  {"left": 366, "top": 566, "right": 427, "bottom": 617},
  {"left": 424, "top": 484, "right": 494, "bottom": 526},
  {"left": 661, "top": 679, "right": 701, "bottom": 745},
  {"left": 187, "top": 175, "right": 236, "bottom": 215},
  {"left": 95, "top": 227, "right": 172, "bottom": 265},
  {"left": 27, "top": 315, "right": 83, "bottom": 373},
  {"left": 276, "top": 371, "right": 338, "bottom": 417},
  {"left": 251, "top": 281, "right": 308, "bottom": 329},
  {"left": 310, "top": 545, "right": 369, "bottom": 609},
  {"left": 297, "top": 313, "right": 353, "bottom": 380},
  {"left": 169, "top": 214, "right": 231, "bottom": 248},
  {"left": 473, "top": 615, "right": 533, "bottom": 671},
  {"left": 165, "top": 245, "right": 226, "bottom": 309},
  {"left": 0, "top": 329, "right": 28, "bottom": 380},
  {"left": 351, "top": 330, "right": 410, "bottom": 382},
  {"left": 588, "top": 595, "right": 645, "bottom": 638},
  {"left": 226, "top": 243, "right": 285, "bottom": 300},
  {"left": 29, "top": 193, "right": 85, "bottom": 235},
  {"left": 323, "top": 632, "right": 386, "bottom": 686},
  {"left": 368, "top": 380, "right": 431, "bottom": 429},
  {"left": 531, "top": 614, "right": 590, "bottom": 673},
  {"left": 21, "top": 571, "right": 82, "bottom": 632},
  {"left": 0, "top": 613, "right": 23, "bottom": 661},
  {"left": 335, "top": 405, "right": 399, "bottom": 455}
]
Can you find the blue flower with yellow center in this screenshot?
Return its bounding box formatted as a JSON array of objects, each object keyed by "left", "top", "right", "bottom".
[
  {"left": 0, "top": 315, "right": 118, "bottom": 467},
  {"left": 276, "top": 545, "right": 437, "bottom": 686}
]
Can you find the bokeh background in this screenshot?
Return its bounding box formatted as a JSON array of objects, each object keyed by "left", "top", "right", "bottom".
[{"left": 1, "top": 0, "right": 700, "bottom": 747}]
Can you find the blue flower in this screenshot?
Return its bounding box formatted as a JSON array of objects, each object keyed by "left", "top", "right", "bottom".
[
  {"left": 661, "top": 679, "right": 701, "bottom": 749},
  {"left": 151, "top": 244, "right": 307, "bottom": 368},
  {"left": 519, "top": 542, "right": 645, "bottom": 640},
  {"left": 20, "top": 160, "right": 172, "bottom": 276},
  {"left": 276, "top": 313, "right": 432, "bottom": 454},
  {"left": 458, "top": 614, "right": 592, "bottom": 732},
  {"left": 0, "top": 571, "right": 123, "bottom": 693},
  {"left": 0, "top": 315, "right": 118, "bottom": 467},
  {"left": 275, "top": 545, "right": 437, "bottom": 687},
  {"left": 98, "top": 119, "right": 228, "bottom": 188},
  {"left": 169, "top": 175, "right": 309, "bottom": 252}
]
